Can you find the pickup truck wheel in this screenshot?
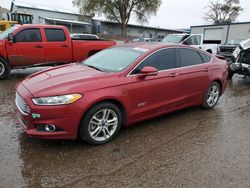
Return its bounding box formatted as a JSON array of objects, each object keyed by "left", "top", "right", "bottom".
[
  {"left": 0, "top": 58, "right": 11, "bottom": 80},
  {"left": 202, "top": 82, "right": 221, "bottom": 109},
  {"left": 79, "top": 102, "right": 122, "bottom": 145}
]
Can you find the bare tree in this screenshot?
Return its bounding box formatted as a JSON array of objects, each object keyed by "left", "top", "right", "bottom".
[
  {"left": 204, "top": 0, "right": 243, "bottom": 24},
  {"left": 73, "top": 0, "right": 161, "bottom": 37}
]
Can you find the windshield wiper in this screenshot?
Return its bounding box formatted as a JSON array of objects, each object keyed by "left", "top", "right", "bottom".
[{"left": 85, "top": 64, "right": 105, "bottom": 72}]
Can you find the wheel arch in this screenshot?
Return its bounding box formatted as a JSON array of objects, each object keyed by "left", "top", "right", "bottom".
[
  {"left": 212, "top": 79, "right": 223, "bottom": 96},
  {"left": 77, "top": 98, "right": 127, "bottom": 136}
]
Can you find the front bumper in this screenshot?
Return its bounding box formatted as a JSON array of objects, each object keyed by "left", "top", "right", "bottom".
[{"left": 15, "top": 83, "right": 84, "bottom": 140}]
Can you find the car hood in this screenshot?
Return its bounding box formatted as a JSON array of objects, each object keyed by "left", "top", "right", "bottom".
[{"left": 21, "top": 63, "right": 116, "bottom": 97}]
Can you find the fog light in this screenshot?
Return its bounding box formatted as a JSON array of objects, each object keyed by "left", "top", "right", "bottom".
[{"left": 45, "top": 124, "right": 56, "bottom": 132}]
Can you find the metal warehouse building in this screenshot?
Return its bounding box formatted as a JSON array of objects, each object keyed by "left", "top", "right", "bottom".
[
  {"left": 92, "top": 19, "right": 183, "bottom": 40},
  {"left": 191, "top": 22, "right": 250, "bottom": 44},
  {"left": 10, "top": 1, "right": 92, "bottom": 33}
]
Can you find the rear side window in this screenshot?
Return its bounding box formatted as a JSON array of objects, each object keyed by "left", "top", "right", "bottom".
[
  {"left": 45, "top": 28, "right": 66, "bottom": 42},
  {"left": 15, "top": 29, "right": 42, "bottom": 42},
  {"left": 199, "top": 52, "right": 212, "bottom": 63},
  {"left": 177, "top": 48, "right": 203, "bottom": 67}
]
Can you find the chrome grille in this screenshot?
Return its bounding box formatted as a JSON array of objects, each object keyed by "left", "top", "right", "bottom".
[{"left": 15, "top": 93, "right": 30, "bottom": 115}]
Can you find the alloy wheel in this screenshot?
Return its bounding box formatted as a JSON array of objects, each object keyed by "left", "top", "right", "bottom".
[
  {"left": 206, "top": 85, "right": 220, "bottom": 107},
  {"left": 0, "top": 62, "right": 5, "bottom": 76},
  {"left": 88, "top": 109, "right": 118, "bottom": 142}
]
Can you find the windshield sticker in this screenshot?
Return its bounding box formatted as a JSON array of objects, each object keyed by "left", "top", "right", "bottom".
[{"left": 133, "top": 47, "right": 149, "bottom": 52}]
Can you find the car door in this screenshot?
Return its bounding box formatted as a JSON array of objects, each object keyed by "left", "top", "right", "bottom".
[
  {"left": 6, "top": 28, "right": 45, "bottom": 66},
  {"left": 176, "top": 48, "right": 212, "bottom": 105},
  {"left": 43, "top": 28, "right": 72, "bottom": 63},
  {"left": 128, "top": 48, "right": 183, "bottom": 120}
]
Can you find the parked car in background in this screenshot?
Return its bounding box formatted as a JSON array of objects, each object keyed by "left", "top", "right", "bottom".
[
  {"left": 70, "top": 33, "right": 99, "bottom": 40},
  {"left": 16, "top": 43, "right": 228, "bottom": 145},
  {"left": 162, "top": 33, "right": 218, "bottom": 54},
  {"left": 132, "top": 37, "right": 154, "bottom": 42},
  {"left": 0, "top": 24, "right": 116, "bottom": 79},
  {"left": 228, "top": 38, "right": 250, "bottom": 79},
  {"left": 217, "top": 39, "right": 244, "bottom": 61}
]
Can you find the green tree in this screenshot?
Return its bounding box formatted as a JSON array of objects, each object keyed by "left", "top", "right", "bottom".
[
  {"left": 73, "top": 0, "right": 162, "bottom": 37},
  {"left": 204, "top": 0, "right": 243, "bottom": 24}
]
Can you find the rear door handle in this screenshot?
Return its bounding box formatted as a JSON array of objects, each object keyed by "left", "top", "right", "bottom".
[
  {"left": 169, "top": 73, "right": 179, "bottom": 77},
  {"left": 61, "top": 44, "right": 68, "bottom": 48},
  {"left": 35, "top": 45, "right": 43, "bottom": 48}
]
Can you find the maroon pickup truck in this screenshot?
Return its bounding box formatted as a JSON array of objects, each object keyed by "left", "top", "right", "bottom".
[{"left": 0, "top": 24, "right": 116, "bottom": 79}]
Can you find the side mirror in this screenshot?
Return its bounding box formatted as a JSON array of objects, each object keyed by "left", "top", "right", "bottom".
[
  {"left": 8, "top": 33, "right": 14, "bottom": 43},
  {"left": 139, "top": 66, "right": 158, "bottom": 77}
]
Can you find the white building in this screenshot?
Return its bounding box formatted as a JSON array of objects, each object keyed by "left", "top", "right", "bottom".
[
  {"left": 191, "top": 22, "right": 250, "bottom": 44},
  {"left": 10, "top": 1, "right": 92, "bottom": 33}
]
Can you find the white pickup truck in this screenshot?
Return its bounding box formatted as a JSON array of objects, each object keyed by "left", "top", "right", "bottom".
[{"left": 162, "top": 34, "right": 218, "bottom": 54}]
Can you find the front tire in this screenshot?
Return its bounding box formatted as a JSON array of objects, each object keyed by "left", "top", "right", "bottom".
[
  {"left": 0, "top": 57, "right": 11, "bottom": 80},
  {"left": 202, "top": 82, "right": 221, "bottom": 109},
  {"left": 79, "top": 102, "right": 122, "bottom": 145}
]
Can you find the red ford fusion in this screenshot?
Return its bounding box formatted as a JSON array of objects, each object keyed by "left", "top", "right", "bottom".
[{"left": 16, "top": 43, "right": 228, "bottom": 145}]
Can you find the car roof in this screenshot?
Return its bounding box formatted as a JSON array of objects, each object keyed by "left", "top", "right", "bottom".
[
  {"left": 20, "top": 24, "right": 66, "bottom": 29},
  {"left": 117, "top": 42, "right": 188, "bottom": 51}
]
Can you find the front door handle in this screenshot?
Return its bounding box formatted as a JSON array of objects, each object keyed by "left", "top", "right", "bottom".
[
  {"left": 61, "top": 44, "right": 68, "bottom": 48},
  {"left": 169, "top": 73, "right": 179, "bottom": 77},
  {"left": 35, "top": 45, "right": 44, "bottom": 48}
]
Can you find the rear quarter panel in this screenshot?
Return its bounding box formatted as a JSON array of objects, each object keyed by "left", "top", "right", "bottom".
[{"left": 208, "top": 57, "right": 228, "bottom": 94}]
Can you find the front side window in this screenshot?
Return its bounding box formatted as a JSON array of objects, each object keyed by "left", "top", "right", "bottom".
[
  {"left": 45, "top": 28, "right": 66, "bottom": 42},
  {"left": 177, "top": 48, "right": 203, "bottom": 67},
  {"left": 143, "top": 49, "right": 176, "bottom": 71},
  {"left": 82, "top": 47, "right": 145, "bottom": 72},
  {"left": 131, "top": 48, "right": 176, "bottom": 74},
  {"left": 15, "top": 28, "right": 41, "bottom": 42}
]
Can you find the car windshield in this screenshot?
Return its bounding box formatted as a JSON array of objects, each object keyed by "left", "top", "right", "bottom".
[
  {"left": 0, "top": 25, "right": 19, "bottom": 40},
  {"left": 162, "top": 34, "right": 185, "bottom": 43},
  {"left": 226, "top": 39, "right": 244, "bottom": 45},
  {"left": 82, "top": 47, "right": 146, "bottom": 72}
]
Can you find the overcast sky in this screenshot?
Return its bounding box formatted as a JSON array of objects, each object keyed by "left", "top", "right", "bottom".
[{"left": 1, "top": 0, "right": 250, "bottom": 29}]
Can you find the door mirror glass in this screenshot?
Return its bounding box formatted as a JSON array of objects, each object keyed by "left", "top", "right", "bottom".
[
  {"left": 139, "top": 66, "right": 158, "bottom": 77},
  {"left": 8, "top": 33, "right": 14, "bottom": 43}
]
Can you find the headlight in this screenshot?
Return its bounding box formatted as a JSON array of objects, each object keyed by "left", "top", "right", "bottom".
[{"left": 32, "top": 94, "right": 82, "bottom": 106}]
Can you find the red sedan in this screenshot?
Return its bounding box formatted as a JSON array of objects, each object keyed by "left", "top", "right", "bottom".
[{"left": 16, "top": 43, "right": 228, "bottom": 145}]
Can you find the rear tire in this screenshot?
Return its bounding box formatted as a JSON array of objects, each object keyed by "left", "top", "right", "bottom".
[
  {"left": 79, "top": 102, "right": 122, "bottom": 145},
  {"left": 228, "top": 70, "right": 234, "bottom": 80},
  {"left": 0, "top": 57, "right": 11, "bottom": 80},
  {"left": 202, "top": 82, "right": 221, "bottom": 109}
]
